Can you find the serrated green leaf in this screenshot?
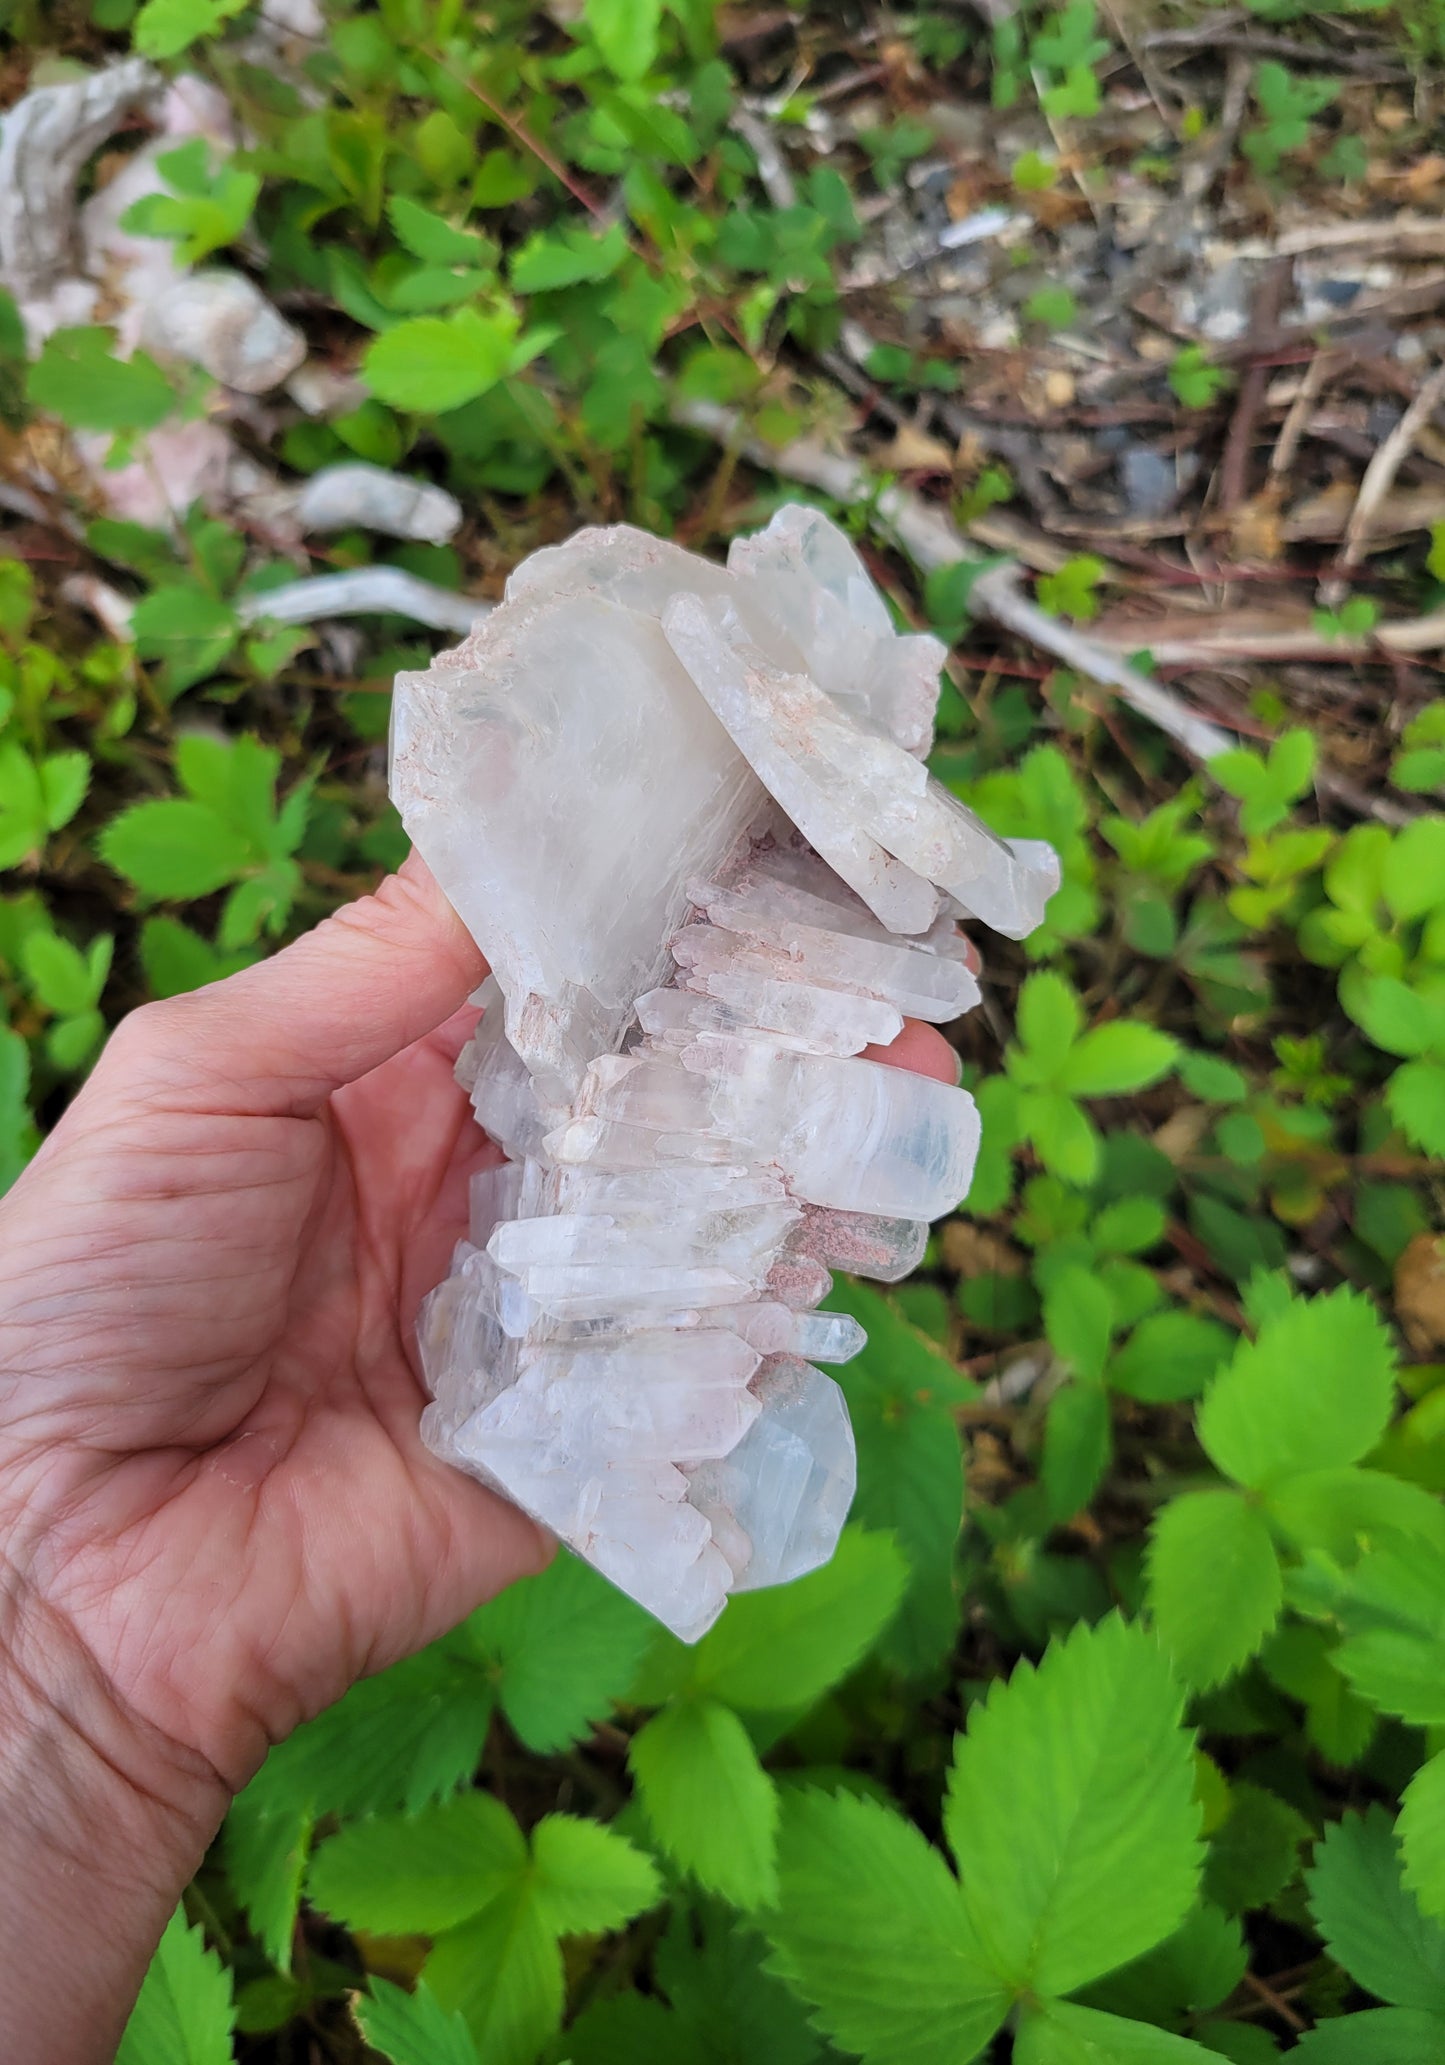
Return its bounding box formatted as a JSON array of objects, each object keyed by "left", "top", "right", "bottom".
[
  {"left": 1015, "top": 970, "right": 1082, "bottom": 1077},
  {"left": 308, "top": 1792, "right": 526, "bottom": 1936},
  {"left": 387, "top": 194, "right": 484, "bottom": 265},
  {"left": 140, "top": 916, "right": 255, "bottom": 998},
  {"left": 1110, "top": 1311, "right": 1233, "bottom": 1404},
  {"left": 510, "top": 222, "right": 628, "bottom": 294},
  {"left": 765, "top": 1788, "right": 1011, "bottom": 2065},
  {"left": 22, "top": 930, "right": 100, "bottom": 1015},
  {"left": 944, "top": 1614, "right": 1201, "bottom": 1996},
  {"left": 1085, "top": 1901, "right": 1245, "bottom": 2024},
  {"left": 465, "top": 1549, "right": 653, "bottom": 1753},
  {"left": 116, "top": 1906, "right": 236, "bottom": 2065},
  {"left": 529, "top": 1814, "right": 661, "bottom": 1937},
  {"left": 426, "top": 1886, "right": 563, "bottom": 2065},
  {"left": 133, "top": 0, "right": 248, "bottom": 57},
  {"left": 629, "top": 1697, "right": 778, "bottom": 1908},
  {"left": 1388, "top": 1059, "right": 1445, "bottom": 1156},
  {"left": 584, "top": 0, "right": 661, "bottom": 79},
  {"left": 224, "top": 1794, "right": 311, "bottom": 1971},
  {"left": 686, "top": 1527, "right": 906, "bottom": 1712},
  {"left": 1059, "top": 1022, "right": 1180, "bottom": 1097},
  {"left": 99, "top": 800, "right": 250, "bottom": 900},
  {"left": 245, "top": 1638, "right": 496, "bottom": 1822},
  {"left": 1043, "top": 1265, "right": 1113, "bottom": 1381},
  {"left": 352, "top": 1978, "right": 480, "bottom": 2065},
  {"left": 1015, "top": 1998, "right": 1219, "bottom": 2063},
  {"left": 1197, "top": 1286, "right": 1397, "bottom": 1491},
  {"left": 1401, "top": 1749, "right": 1445, "bottom": 1923},
  {"left": 39, "top": 750, "right": 90, "bottom": 832},
  {"left": 1266, "top": 1466, "right": 1445, "bottom": 1561},
  {"left": 28, "top": 327, "right": 176, "bottom": 431},
  {"left": 1042, "top": 1380, "right": 1112, "bottom": 1522},
  {"left": 363, "top": 309, "right": 520, "bottom": 413},
  {"left": 1147, "top": 1490, "right": 1282, "bottom": 1689},
  {"left": 1308, "top": 1806, "right": 1445, "bottom": 2009},
  {"left": 1295, "top": 2009, "right": 1445, "bottom": 2062},
  {"left": 1204, "top": 1783, "right": 1309, "bottom": 1913}
]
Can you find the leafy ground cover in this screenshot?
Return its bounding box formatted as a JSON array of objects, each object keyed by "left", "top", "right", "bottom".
[{"left": 9, "top": 0, "right": 1445, "bottom": 2059}]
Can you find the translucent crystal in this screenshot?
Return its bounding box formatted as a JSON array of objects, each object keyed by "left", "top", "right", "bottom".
[{"left": 392, "top": 504, "right": 1056, "bottom": 1641}]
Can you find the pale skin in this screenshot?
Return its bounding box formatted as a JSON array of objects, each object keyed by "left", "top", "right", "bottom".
[{"left": 0, "top": 854, "right": 957, "bottom": 2060}]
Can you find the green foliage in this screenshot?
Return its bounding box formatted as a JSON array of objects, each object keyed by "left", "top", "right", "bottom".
[
  {"left": 1243, "top": 62, "right": 1341, "bottom": 174},
  {"left": 116, "top": 1907, "right": 236, "bottom": 2064},
  {"left": 120, "top": 139, "right": 260, "bottom": 265},
  {"left": 11, "top": 7, "right": 1445, "bottom": 2058},
  {"left": 26, "top": 327, "right": 177, "bottom": 432},
  {"left": 1169, "top": 346, "right": 1233, "bottom": 409},
  {"left": 1003, "top": 970, "right": 1179, "bottom": 1183}
]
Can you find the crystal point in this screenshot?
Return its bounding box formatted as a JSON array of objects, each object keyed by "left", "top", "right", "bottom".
[{"left": 391, "top": 505, "right": 1055, "bottom": 1637}]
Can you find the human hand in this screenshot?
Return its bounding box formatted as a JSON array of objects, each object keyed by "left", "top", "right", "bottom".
[{"left": 0, "top": 854, "right": 958, "bottom": 2059}]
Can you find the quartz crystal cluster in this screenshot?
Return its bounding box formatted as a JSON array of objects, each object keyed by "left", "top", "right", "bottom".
[{"left": 391, "top": 506, "right": 1058, "bottom": 1640}]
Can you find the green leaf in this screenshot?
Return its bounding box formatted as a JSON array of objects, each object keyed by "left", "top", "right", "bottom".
[
  {"left": 685, "top": 1527, "right": 906, "bottom": 1712},
  {"left": 243, "top": 1637, "right": 496, "bottom": 1821},
  {"left": 116, "top": 1906, "right": 236, "bottom": 2065},
  {"left": 1308, "top": 1806, "right": 1445, "bottom": 2009},
  {"left": 133, "top": 584, "right": 240, "bottom": 695},
  {"left": 133, "top": 0, "right": 247, "bottom": 57},
  {"left": 352, "top": 1979, "right": 480, "bottom": 2065},
  {"left": 584, "top": 0, "right": 662, "bottom": 79},
  {"left": 765, "top": 1788, "right": 1011, "bottom": 2065},
  {"left": 944, "top": 1614, "right": 1201, "bottom": 1996},
  {"left": 426, "top": 1887, "right": 563, "bottom": 2065},
  {"left": 27, "top": 327, "right": 176, "bottom": 431},
  {"left": 465, "top": 1551, "right": 653, "bottom": 1753},
  {"left": 140, "top": 916, "right": 254, "bottom": 998},
  {"left": 1295, "top": 2009, "right": 1445, "bottom": 2063},
  {"left": 1015, "top": 1999, "right": 1219, "bottom": 2063},
  {"left": 1388, "top": 1059, "right": 1445, "bottom": 1156},
  {"left": 510, "top": 222, "right": 628, "bottom": 294},
  {"left": 224, "top": 1794, "right": 311, "bottom": 1971},
  {"left": 1401, "top": 1749, "right": 1445, "bottom": 1922},
  {"left": 100, "top": 800, "right": 250, "bottom": 901},
  {"left": 308, "top": 1792, "right": 526, "bottom": 1936},
  {"left": 363, "top": 309, "right": 520, "bottom": 413},
  {"left": 1044, "top": 1265, "right": 1113, "bottom": 1381},
  {"left": 1331, "top": 1543, "right": 1445, "bottom": 1725},
  {"left": 22, "top": 929, "right": 105, "bottom": 1015},
  {"left": 1042, "top": 1380, "right": 1112, "bottom": 1522},
  {"left": 39, "top": 750, "right": 91, "bottom": 832},
  {"left": 1350, "top": 975, "right": 1445, "bottom": 1060},
  {"left": 1197, "top": 1287, "right": 1397, "bottom": 1491},
  {"left": 629, "top": 1697, "right": 778, "bottom": 1909},
  {"left": 1015, "top": 970, "right": 1082, "bottom": 1078},
  {"left": 529, "top": 1814, "right": 661, "bottom": 1937},
  {"left": 1148, "top": 1491, "right": 1282, "bottom": 1689},
  {"left": 387, "top": 195, "right": 484, "bottom": 265},
  {"left": 1110, "top": 1311, "right": 1233, "bottom": 1404},
  {"left": 1059, "top": 1022, "right": 1180, "bottom": 1097},
  {"left": 1204, "top": 1783, "right": 1309, "bottom": 1913}
]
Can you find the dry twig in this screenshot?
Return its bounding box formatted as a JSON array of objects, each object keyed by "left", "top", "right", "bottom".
[{"left": 1322, "top": 360, "right": 1445, "bottom": 601}]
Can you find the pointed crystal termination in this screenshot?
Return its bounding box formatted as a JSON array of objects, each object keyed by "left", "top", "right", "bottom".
[{"left": 391, "top": 504, "right": 1057, "bottom": 1641}]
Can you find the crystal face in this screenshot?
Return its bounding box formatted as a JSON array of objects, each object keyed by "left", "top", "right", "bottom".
[{"left": 391, "top": 505, "right": 1058, "bottom": 1640}]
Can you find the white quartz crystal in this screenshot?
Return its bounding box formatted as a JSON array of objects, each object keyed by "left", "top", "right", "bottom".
[{"left": 393, "top": 505, "right": 1058, "bottom": 1640}]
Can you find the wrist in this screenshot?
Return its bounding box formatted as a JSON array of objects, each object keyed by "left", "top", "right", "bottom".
[{"left": 0, "top": 1592, "right": 229, "bottom": 2062}]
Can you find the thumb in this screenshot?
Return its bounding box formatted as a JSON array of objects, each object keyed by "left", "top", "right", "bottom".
[{"left": 108, "top": 854, "right": 487, "bottom": 1118}]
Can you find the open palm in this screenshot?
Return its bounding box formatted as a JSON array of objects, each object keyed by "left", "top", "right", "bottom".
[{"left": 0, "top": 860, "right": 549, "bottom": 1798}]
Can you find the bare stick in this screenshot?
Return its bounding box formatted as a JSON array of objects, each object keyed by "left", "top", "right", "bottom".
[
  {"left": 237, "top": 568, "right": 488, "bottom": 635},
  {"left": 1322, "top": 360, "right": 1445, "bottom": 602},
  {"left": 968, "top": 564, "right": 1236, "bottom": 762}
]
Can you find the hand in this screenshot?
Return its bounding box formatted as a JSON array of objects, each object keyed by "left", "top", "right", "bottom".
[{"left": 0, "top": 854, "right": 958, "bottom": 2059}]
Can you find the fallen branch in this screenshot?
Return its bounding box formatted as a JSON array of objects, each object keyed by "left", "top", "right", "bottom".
[
  {"left": 671, "top": 397, "right": 1242, "bottom": 767},
  {"left": 238, "top": 569, "right": 487, "bottom": 635},
  {"left": 1322, "top": 360, "right": 1445, "bottom": 602},
  {"left": 968, "top": 564, "right": 1236, "bottom": 763}
]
